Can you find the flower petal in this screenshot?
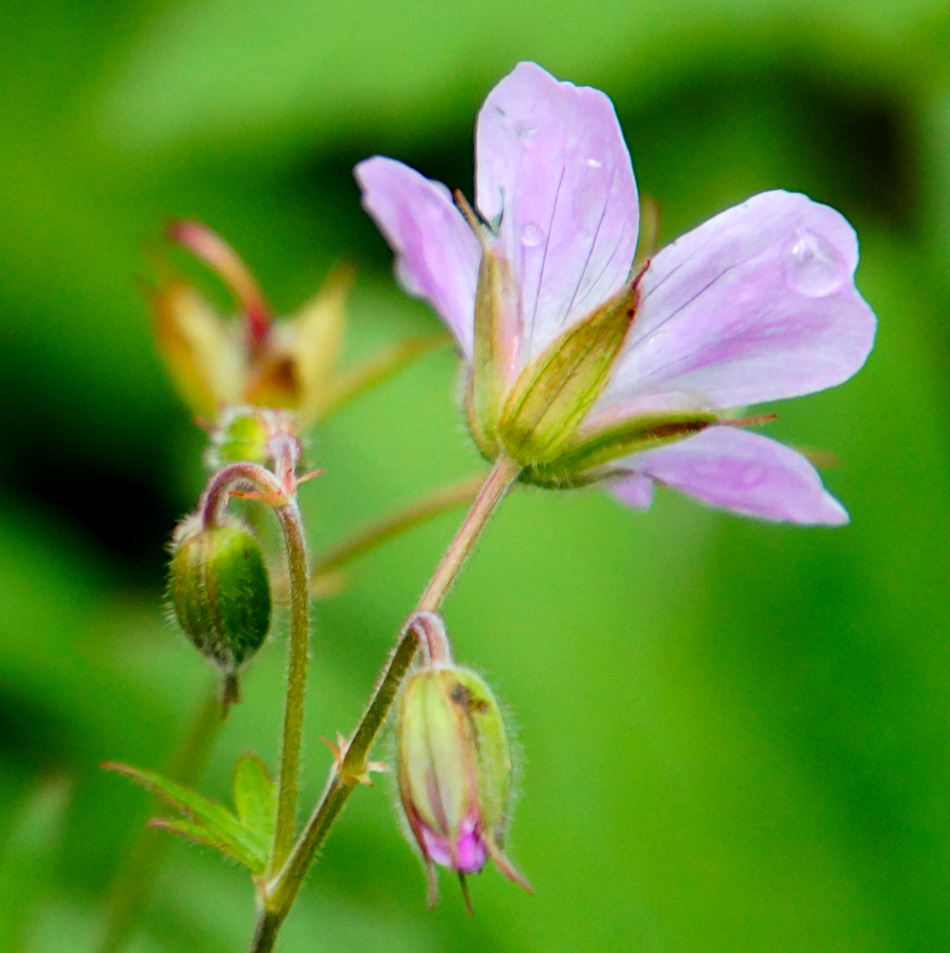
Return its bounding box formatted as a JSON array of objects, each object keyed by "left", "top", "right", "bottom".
[
  {"left": 596, "top": 191, "right": 876, "bottom": 415},
  {"left": 476, "top": 62, "right": 639, "bottom": 367},
  {"left": 611, "top": 426, "right": 849, "bottom": 525},
  {"left": 610, "top": 472, "right": 654, "bottom": 510},
  {"left": 355, "top": 156, "right": 480, "bottom": 357}
]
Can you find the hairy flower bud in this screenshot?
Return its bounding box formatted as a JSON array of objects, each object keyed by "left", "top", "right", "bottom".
[
  {"left": 168, "top": 517, "right": 272, "bottom": 677},
  {"left": 396, "top": 664, "right": 530, "bottom": 911}
]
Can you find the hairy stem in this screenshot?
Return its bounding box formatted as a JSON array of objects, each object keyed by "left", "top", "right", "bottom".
[
  {"left": 268, "top": 499, "right": 311, "bottom": 874},
  {"left": 250, "top": 456, "right": 519, "bottom": 948},
  {"left": 199, "top": 462, "right": 312, "bottom": 876}
]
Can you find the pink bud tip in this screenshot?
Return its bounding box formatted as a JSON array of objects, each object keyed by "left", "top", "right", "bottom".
[{"left": 420, "top": 815, "right": 489, "bottom": 874}]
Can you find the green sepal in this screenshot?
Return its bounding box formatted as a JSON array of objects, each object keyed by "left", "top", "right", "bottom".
[
  {"left": 498, "top": 280, "right": 639, "bottom": 465},
  {"left": 103, "top": 762, "right": 268, "bottom": 874},
  {"left": 450, "top": 668, "right": 512, "bottom": 843},
  {"left": 231, "top": 753, "right": 277, "bottom": 847},
  {"left": 521, "top": 413, "right": 718, "bottom": 489},
  {"left": 470, "top": 249, "right": 516, "bottom": 453}
]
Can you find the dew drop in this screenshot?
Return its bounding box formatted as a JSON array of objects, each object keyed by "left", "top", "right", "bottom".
[
  {"left": 586, "top": 157, "right": 602, "bottom": 168},
  {"left": 521, "top": 222, "right": 545, "bottom": 247},
  {"left": 784, "top": 229, "right": 845, "bottom": 297},
  {"left": 516, "top": 121, "right": 537, "bottom": 139}
]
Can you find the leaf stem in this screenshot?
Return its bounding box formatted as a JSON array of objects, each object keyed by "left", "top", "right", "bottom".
[{"left": 250, "top": 456, "right": 519, "bottom": 948}]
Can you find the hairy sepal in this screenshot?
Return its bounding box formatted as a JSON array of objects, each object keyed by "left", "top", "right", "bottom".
[
  {"left": 521, "top": 412, "right": 717, "bottom": 488},
  {"left": 471, "top": 249, "right": 518, "bottom": 451},
  {"left": 498, "top": 282, "right": 639, "bottom": 465}
]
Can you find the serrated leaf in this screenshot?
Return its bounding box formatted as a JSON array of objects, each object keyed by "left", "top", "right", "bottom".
[
  {"left": 231, "top": 754, "right": 277, "bottom": 847},
  {"left": 104, "top": 762, "right": 267, "bottom": 874},
  {"left": 146, "top": 817, "right": 262, "bottom": 872}
]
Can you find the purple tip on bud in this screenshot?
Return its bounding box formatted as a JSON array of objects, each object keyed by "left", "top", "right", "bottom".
[{"left": 395, "top": 656, "right": 531, "bottom": 911}]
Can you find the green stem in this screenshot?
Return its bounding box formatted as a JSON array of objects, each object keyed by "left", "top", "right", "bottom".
[
  {"left": 200, "top": 462, "right": 312, "bottom": 877},
  {"left": 268, "top": 499, "right": 311, "bottom": 874},
  {"left": 96, "top": 686, "right": 223, "bottom": 953},
  {"left": 249, "top": 456, "right": 519, "bottom": 950},
  {"left": 311, "top": 474, "right": 482, "bottom": 585}
]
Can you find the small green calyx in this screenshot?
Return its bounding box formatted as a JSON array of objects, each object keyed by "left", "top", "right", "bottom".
[
  {"left": 168, "top": 517, "right": 272, "bottom": 678},
  {"left": 497, "top": 277, "right": 641, "bottom": 466}
]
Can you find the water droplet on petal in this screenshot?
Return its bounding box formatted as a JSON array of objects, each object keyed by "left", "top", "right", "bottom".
[
  {"left": 586, "top": 158, "right": 602, "bottom": 168},
  {"left": 784, "top": 229, "right": 846, "bottom": 298},
  {"left": 516, "top": 121, "right": 536, "bottom": 140},
  {"left": 520, "top": 223, "right": 545, "bottom": 247}
]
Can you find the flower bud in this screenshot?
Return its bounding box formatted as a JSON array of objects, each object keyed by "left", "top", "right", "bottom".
[
  {"left": 396, "top": 664, "right": 530, "bottom": 910},
  {"left": 168, "top": 517, "right": 272, "bottom": 676}
]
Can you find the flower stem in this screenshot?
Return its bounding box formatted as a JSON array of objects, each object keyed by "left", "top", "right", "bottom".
[
  {"left": 416, "top": 455, "right": 518, "bottom": 612},
  {"left": 310, "top": 474, "right": 482, "bottom": 586},
  {"left": 198, "top": 462, "right": 312, "bottom": 877},
  {"left": 268, "top": 499, "right": 310, "bottom": 874},
  {"left": 249, "top": 456, "right": 519, "bottom": 948}
]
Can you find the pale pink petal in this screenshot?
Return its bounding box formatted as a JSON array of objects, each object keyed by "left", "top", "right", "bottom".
[
  {"left": 476, "top": 62, "right": 639, "bottom": 367},
  {"left": 611, "top": 426, "right": 849, "bottom": 525},
  {"left": 596, "top": 191, "right": 876, "bottom": 415},
  {"left": 610, "top": 473, "right": 654, "bottom": 510},
  {"left": 355, "top": 156, "right": 480, "bottom": 357}
]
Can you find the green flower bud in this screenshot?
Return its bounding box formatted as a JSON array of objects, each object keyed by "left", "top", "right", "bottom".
[
  {"left": 396, "top": 664, "right": 530, "bottom": 910},
  {"left": 168, "top": 517, "right": 272, "bottom": 676},
  {"left": 209, "top": 408, "right": 272, "bottom": 467}
]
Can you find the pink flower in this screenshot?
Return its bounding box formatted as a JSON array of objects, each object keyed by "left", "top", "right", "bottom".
[{"left": 355, "top": 62, "right": 875, "bottom": 525}]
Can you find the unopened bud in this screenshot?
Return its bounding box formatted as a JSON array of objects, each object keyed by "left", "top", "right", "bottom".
[
  {"left": 168, "top": 517, "right": 272, "bottom": 677},
  {"left": 396, "top": 664, "right": 530, "bottom": 911}
]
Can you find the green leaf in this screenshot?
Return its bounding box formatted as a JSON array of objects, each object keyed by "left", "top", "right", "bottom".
[
  {"left": 103, "top": 762, "right": 267, "bottom": 874},
  {"left": 0, "top": 779, "right": 70, "bottom": 952},
  {"left": 146, "top": 817, "right": 261, "bottom": 871},
  {"left": 231, "top": 754, "right": 277, "bottom": 847}
]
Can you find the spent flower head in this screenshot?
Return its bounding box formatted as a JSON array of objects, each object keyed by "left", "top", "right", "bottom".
[
  {"left": 356, "top": 62, "right": 876, "bottom": 525},
  {"left": 151, "top": 221, "right": 350, "bottom": 430}
]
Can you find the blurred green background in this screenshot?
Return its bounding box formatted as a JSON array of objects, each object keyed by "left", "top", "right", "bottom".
[{"left": 4, "top": 0, "right": 950, "bottom": 950}]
